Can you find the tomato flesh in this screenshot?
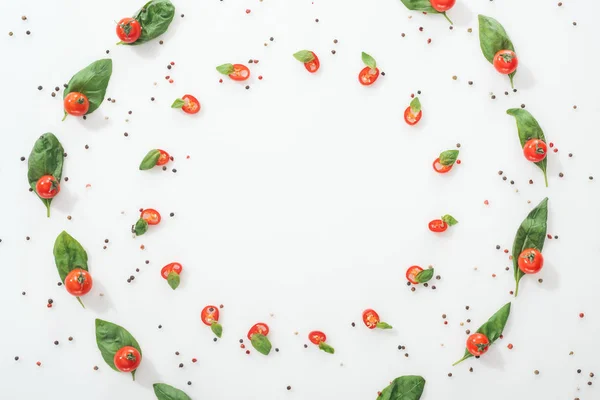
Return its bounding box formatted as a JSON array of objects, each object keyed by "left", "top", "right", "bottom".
[
  {"left": 466, "top": 333, "right": 490, "bottom": 356},
  {"left": 404, "top": 107, "right": 422, "bottom": 125},
  {"left": 114, "top": 346, "right": 142, "bottom": 372},
  {"left": 518, "top": 248, "right": 544, "bottom": 274},
  {"left": 116, "top": 17, "right": 141, "bottom": 43},
  {"left": 141, "top": 208, "right": 161, "bottom": 225},
  {"left": 65, "top": 268, "right": 93, "bottom": 296},
  {"left": 362, "top": 309, "right": 380, "bottom": 329},
  {"left": 493, "top": 50, "right": 518, "bottom": 75},
  {"left": 64, "top": 92, "right": 89, "bottom": 116},
  {"left": 247, "top": 322, "right": 269, "bottom": 339},
  {"left": 229, "top": 64, "right": 250, "bottom": 81},
  {"left": 201, "top": 305, "right": 220, "bottom": 326},
  {"left": 304, "top": 52, "right": 320, "bottom": 73},
  {"left": 428, "top": 219, "right": 448, "bottom": 233},
  {"left": 433, "top": 158, "right": 453, "bottom": 174},
  {"left": 406, "top": 266, "right": 424, "bottom": 284},
  {"left": 308, "top": 330, "right": 326, "bottom": 345},
  {"left": 358, "top": 66, "right": 379, "bottom": 86},
  {"left": 36, "top": 175, "right": 60, "bottom": 199},
  {"left": 430, "top": 0, "right": 456, "bottom": 12},
  {"left": 181, "top": 94, "right": 200, "bottom": 114},
  {"left": 161, "top": 262, "right": 183, "bottom": 279},
  {"left": 523, "top": 139, "right": 547, "bottom": 162},
  {"left": 157, "top": 150, "right": 170, "bottom": 166}
]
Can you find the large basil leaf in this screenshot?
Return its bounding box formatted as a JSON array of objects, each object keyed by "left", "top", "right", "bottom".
[
  {"left": 95, "top": 319, "right": 142, "bottom": 380},
  {"left": 250, "top": 333, "right": 272, "bottom": 355},
  {"left": 378, "top": 375, "right": 426, "bottom": 400},
  {"left": 64, "top": 59, "right": 112, "bottom": 116},
  {"left": 27, "top": 133, "right": 64, "bottom": 217},
  {"left": 153, "top": 383, "right": 192, "bottom": 400},
  {"left": 506, "top": 109, "right": 548, "bottom": 187},
  {"left": 127, "top": 0, "right": 175, "bottom": 45},
  {"left": 400, "top": 0, "right": 439, "bottom": 13},
  {"left": 511, "top": 197, "right": 548, "bottom": 296},
  {"left": 53, "top": 231, "right": 88, "bottom": 282},
  {"left": 453, "top": 302, "right": 511, "bottom": 365},
  {"left": 140, "top": 149, "right": 161, "bottom": 170},
  {"left": 478, "top": 15, "right": 516, "bottom": 87}
]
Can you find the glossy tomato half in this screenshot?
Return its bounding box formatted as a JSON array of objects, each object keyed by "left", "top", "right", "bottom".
[
  {"left": 201, "top": 305, "right": 220, "bottom": 326},
  {"left": 247, "top": 322, "right": 269, "bottom": 340},
  {"left": 141, "top": 209, "right": 161, "bottom": 225},
  {"left": 362, "top": 309, "right": 380, "bottom": 329},
  {"left": 358, "top": 66, "right": 379, "bottom": 86}
]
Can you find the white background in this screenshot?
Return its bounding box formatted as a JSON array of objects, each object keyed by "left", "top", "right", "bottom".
[{"left": 1, "top": 0, "right": 599, "bottom": 399}]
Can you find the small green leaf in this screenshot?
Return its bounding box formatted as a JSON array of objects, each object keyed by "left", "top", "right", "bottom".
[
  {"left": 95, "top": 319, "right": 142, "bottom": 376},
  {"left": 415, "top": 268, "right": 434, "bottom": 283},
  {"left": 318, "top": 342, "right": 335, "bottom": 354},
  {"left": 167, "top": 271, "right": 180, "bottom": 290},
  {"left": 507, "top": 108, "right": 548, "bottom": 187},
  {"left": 216, "top": 63, "right": 235, "bottom": 75},
  {"left": 139, "top": 149, "right": 161, "bottom": 170},
  {"left": 134, "top": 218, "right": 149, "bottom": 236},
  {"left": 27, "top": 133, "right": 64, "bottom": 217},
  {"left": 250, "top": 333, "right": 272, "bottom": 355},
  {"left": 361, "top": 52, "right": 376, "bottom": 69},
  {"left": 441, "top": 214, "right": 458, "bottom": 226},
  {"left": 53, "top": 231, "right": 89, "bottom": 283},
  {"left": 171, "top": 98, "right": 185, "bottom": 109},
  {"left": 211, "top": 322, "right": 223, "bottom": 338},
  {"left": 439, "top": 150, "right": 459, "bottom": 166},
  {"left": 378, "top": 375, "right": 426, "bottom": 400},
  {"left": 409, "top": 97, "right": 421, "bottom": 114},
  {"left": 64, "top": 59, "right": 113, "bottom": 115},
  {"left": 153, "top": 383, "right": 192, "bottom": 400},
  {"left": 376, "top": 322, "right": 393, "bottom": 330},
  {"left": 293, "top": 50, "right": 315, "bottom": 63},
  {"left": 124, "top": 0, "right": 175, "bottom": 46}
]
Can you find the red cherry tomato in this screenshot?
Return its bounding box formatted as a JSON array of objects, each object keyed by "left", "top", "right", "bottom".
[
  {"left": 247, "top": 323, "right": 269, "bottom": 339},
  {"left": 518, "top": 248, "right": 544, "bottom": 274},
  {"left": 308, "top": 331, "right": 326, "bottom": 345},
  {"left": 304, "top": 52, "right": 320, "bottom": 73},
  {"left": 230, "top": 64, "right": 250, "bottom": 81},
  {"left": 141, "top": 209, "right": 161, "bottom": 225},
  {"left": 428, "top": 219, "right": 448, "bottom": 233},
  {"left": 201, "top": 305, "right": 220, "bottom": 326},
  {"left": 358, "top": 66, "right": 379, "bottom": 86},
  {"left": 181, "top": 94, "right": 200, "bottom": 114},
  {"left": 64, "top": 92, "right": 89, "bottom": 117},
  {"left": 433, "top": 158, "right": 453, "bottom": 174},
  {"left": 406, "top": 266, "right": 424, "bottom": 284},
  {"left": 116, "top": 17, "right": 142, "bottom": 43},
  {"left": 36, "top": 175, "right": 60, "bottom": 199},
  {"left": 160, "top": 263, "right": 183, "bottom": 279},
  {"left": 523, "top": 139, "right": 547, "bottom": 162},
  {"left": 430, "top": 0, "right": 456, "bottom": 12},
  {"left": 493, "top": 50, "right": 518, "bottom": 75},
  {"left": 466, "top": 333, "right": 490, "bottom": 356},
  {"left": 113, "top": 346, "right": 141, "bottom": 372},
  {"left": 64, "top": 268, "right": 93, "bottom": 296},
  {"left": 362, "top": 309, "right": 380, "bottom": 329},
  {"left": 404, "top": 106, "right": 422, "bottom": 125},
  {"left": 157, "top": 150, "right": 170, "bottom": 166}
]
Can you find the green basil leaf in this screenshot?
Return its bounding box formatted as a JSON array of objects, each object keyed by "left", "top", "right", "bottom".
[
  {"left": 361, "top": 52, "right": 376, "bottom": 69},
  {"left": 27, "top": 133, "right": 64, "bottom": 217},
  {"left": 439, "top": 150, "right": 459, "bottom": 166},
  {"left": 293, "top": 50, "right": 315, "bottom": 63},
  {"left": 506, "top": 108, "right": 548, "bottom": 186},
  {"left": 376, "top": 322, "right": 393, "bottom": 330},
  {"left": 140, "top": 149, "right": 161, "bottom": 170},
  {"left": 211, "top": 322, "right": 223, "bottom": 338},
  {"left": 64, "top": 59, "right": 112, "bottom": 116},
  {"left": 167, "top": 271, "right": 180, "bottom": 290},
  {"left": 415, "top": 268, "right": 434, "bottom": 283},
  {"left": 171, "top": 98, "right": 185, "bottom": 109},
  {"left": 378, "top": 375, "right": 426, "bottom": 400},
  {"left": 153, "top": 383, "right": 192, "bottom": 400},
  {"left": 409, "top": 97, "right": 421, "bottom": 114},
  {"left": 512, "top": 197, "right": 548, "bottom": 296},
  {"left": 134, "top": 218, "right": 149, "bottom": 236},
  {"left": 478, "top": 15, "right": 516, "bottom": 87},
  {"left": 53, "top": 231, "right": 89, "bottom": 283},
  {"left": 216, "top": 63, "right": 234, "bottom": 75},
  {"left": 318, "top": 342, "right": 335, "bottom": 354},
  {"left": 126, "top": 0, "right": 175, "bottom": 45},
  {"left": 453, "top": 302, "right": 511, "bottom": 366},
  {"left": 441, "top": 214, "right": 458, "bottom": 226},
  {"left": 95, "top": 319, "right": 142, "bottom": 380},
  {"left": 400, "top": 0, "right": 439, "bottom": 13},
  {"left": 250, "top": 333, "right": 272, "bottom": 355}
]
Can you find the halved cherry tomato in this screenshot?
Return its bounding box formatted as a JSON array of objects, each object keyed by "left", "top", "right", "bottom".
[
  {"left": 116, "top": 17, "right": 142, "bottom": 43},
  {"left": 230, "top": 64, "right": 250, "bottom": 81},
  {"left": 201, "top": 305, "right": 220, "bottom": 326},
  {"left": 157, "top": 150, "right": 170, "bottom": 166},
  {"left": 523, "top": 139, "right": 547, "bottom": 162},
  {"left": 358, "top": 66, "right": 379, "bottom": 86},
  {"left": 36, "top": 175, "right": 60, "bottom": 199},
  {"left": 114, "top": 346, "right": 141, "bottom": 372},
  {"left": 161, "top": 262, "right": 183, "bottom": 279},
  {"left": 362, "top": 309, "right": 380, "bottom": 329},
  {"left": 181, "top": 94, "right": 200, "bottom": 114},
  {"left": 428, "top": 219, "right": 448, "bottom": 233},
  {"left": 406, "top": 265, "right": 424, "bottom": 284},
  {"left": 64, "top": 268, "right": 93, "bottom": 296},
  {"left": 466, "top": 333, "right": 490, "bottom": 356},
  {"left": 493, "top": 50, "right": 518, "bottom": 75},
  {"left": 433, "top": 158, "right": 453, "bottom": 174},
  {"left": 141, "top": 209, "right": 161, "bottom": 225},
  {"left": 404, "top": 106, "right": 422, "bottom": 125},
  {"left": 247, "top": 323, "right": 269, "bottom": 339},
  {"left": 304, "top": 52, "right": 320, "bottom": 73},
  {"left": 308, "top": 330, "right": 326, "bottom": 345},
  {"left": 518, "top": 248, "right": 544, "bottom": 274},
  {"left": 430, "top": 0, "right": 456, "bottom": 12},
  {"left": 64, "top": 92, "right": 89, "bottom": 117}
]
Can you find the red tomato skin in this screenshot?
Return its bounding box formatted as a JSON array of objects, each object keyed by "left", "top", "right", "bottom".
[
  {"left": 404, "top": 107, "right": 422, "bottom": 125},
  {"left": 116, "top": 18, "right": 142, "bottom": 43},
  {"left": 308, "top": 331, "right": 327, "bottom": 345},
  {"left": 157, "top": 150, "right": 170, "bottom": 166},
  {"left": 161, "top": 263, "right": 183, "bottom": 279},
  {"left": 466, "top": 333, "right": 490, "bottom": 356},
  {"left": 304, "top": 52, "right": 320, "bottom": 73},
  {"left": 433, "top": 158, "right": 453, "bottom": 174},
  {"left": 406, "top": 266, "right": 424, "bottom": 284},
  {"left": 229, "top": 64, "right": 250, "bottom": 81},
  {"left": 141, "top": 209, "right": 161, "bottom": 225},
  {"left": 430, "top": 0, "right": 456, "bottom": 12},
  {"left": 181, "top": 94, "right": 200, "bottom": 114},
  {"left": 518, "top": 248, "right": 544, "bottom": 274},
  {"left": 36, "top": 175, "right": 60, "bottom": 199},
  {"left": 493, "top": 50, "right": 518, "bottom": 75},
  {"left": 64, "top": 268, "right": 93, "bottom": 296},
  {"left": 523, "top": 139, "right": 547, "bottom": 162},
  {"left": 358, "top": 66, "right": 380, "bottom": 86},
  {"left": 428, "top": 219, "right": 448, "bottom": 233},
  {"left": 362, "top": 309, "right": 380, "bottom": 329},
  {"left": 201, "top": 305, "right": 220, "bottom": 326},
  {"left": 64, "top": 92, "right": 89, "bottom": 116},
  {"left": 114, "top": 346, "right": 142, "bottom": 372},
  {"left": 247, "top": 323, "right": 270, "bottom": 340}
]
